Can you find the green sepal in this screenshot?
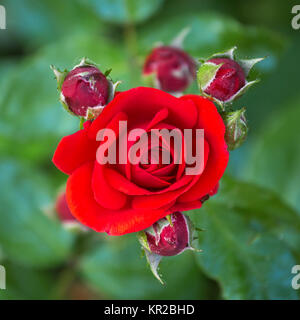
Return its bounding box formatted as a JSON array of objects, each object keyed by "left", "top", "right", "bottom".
[
  {"left": 209, "top": 46, "right": 237, "bottom": 60},
  {"left": 143, "top": 249, "right": 164, "bottom": 285},
  {"left": 104, "top": 68, "right": 112, "bottom": 77},
  {"left": 50, "top": 65, "right": 69, "bottom": 91},
  {"left": 197, "top": 62, "right": 223, "bottom": 91},
  {"left": 137, "top": 231, "right": 151, "bottom": 252},
  {"left": 59, "top": 93, "right": 77, "bottom": 117},
  {"left": 166, "top": 214, "right": 173, "bottom": 227},
  {"left": 79, "top": 117, "right": 85, "bottom": 130},
  {"left": 225, "top": 79, "right": 260, "bottom": 104},
  {"left": 170, "top": 27, "right": 191, "bottom": 48},
  {"left": 74, "top": 57, "right": 98, "bottom": 69},
  {"left": 238, "top": 57, "right": 266, "bottom": 77}
]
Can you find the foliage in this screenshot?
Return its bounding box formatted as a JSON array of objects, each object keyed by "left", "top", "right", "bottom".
[{"left": 0, "top": 0, "right": 299, "bottom": 300}]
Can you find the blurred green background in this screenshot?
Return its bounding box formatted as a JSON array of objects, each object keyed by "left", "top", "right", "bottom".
[{"left": 0, "top": 0, "right": 300, "bottom": 300}]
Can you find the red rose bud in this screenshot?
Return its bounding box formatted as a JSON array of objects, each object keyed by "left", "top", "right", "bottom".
[
  {"left": 204, "top": 58, "right": 245, "bottom": 102},
  {"left": 222, "top": 107, "right": 248, "bottom": 150},
  {"left": 55, "top": 192, "right": 76, "bottom": 223},
  {"left": 197, "top": 47, "right": 264, "bottom": 107},
  {"left": 143, "top": 46, "right": 196, "bottom": 93},
  {"left": 55, "top": 191, "right": 86, "bottom": 231},
  {"left": 51, "top": 58, "right": 118, "bottom": 120},
  {"left": 139, "top": 212, "right": 192, "bottom": 256},
  {"left": 138, "top": 212, "right": 199, "bottom": 284}
]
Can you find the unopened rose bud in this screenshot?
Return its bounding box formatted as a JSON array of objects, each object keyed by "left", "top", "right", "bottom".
[
  {"left": 197, "top": 47, "right": 264, "bottom": 108},
  {"left": 222, "top": 107, "right": 248, "bottom": 150},
  {"left": 139, "top": 212, "right": 192, "bottom": 256},
  {"left": 204, "top": 58, "right": 246, "bottom": 102},
  {"left": 55, "top": 192, "right": 76, "bottom": 223},
  {"left": 138, "top": 212, "right": 199, "bottom": 284},
  {"left": 55, "top": 191, "right": 86, "bottom": 231},
  {"left": 61, "top": 65, "right": 109, "bottom": 117},
  {"left": 143, "top": 46, "right": 196, "bottom": 93},
  {"left": 51, "top": 58, "right": 119, "bottom": 120}
]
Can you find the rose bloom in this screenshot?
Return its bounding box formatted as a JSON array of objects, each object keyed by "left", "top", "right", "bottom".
[{"left": 53, "top": 87, "right": 228, "bottom": 235}]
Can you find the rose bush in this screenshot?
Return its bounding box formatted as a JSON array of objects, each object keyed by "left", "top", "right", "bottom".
[{"left": 53, "top": 87, "right": 228, "bottom": 235}]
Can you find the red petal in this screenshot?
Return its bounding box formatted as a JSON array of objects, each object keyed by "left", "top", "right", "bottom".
[
  {"left": 131, "top": 165, "right": 171, "bottom": 189},
  {"left": 53, "top": 126, "right": 98, "bottom": 175},
  {"left": 105, "top": 168, "right": 151, "bottom": 195},
  {"left": 167, "top": 200, "right": 203, "bottom": 213},
  {"left": 92, "top": 162, "right": 127, "bottom": 210},
  {"left": 66, "top": 162, "right": 168, "bottom": 235},
  {"left": 131, "top": 174, "right": 197, "bottom": 210},
  {"left": 178, "top": 95, "right": 229, "bottom": 202},
  {"left": 88, "top": 87, "right": 198, "bottom": 139}
]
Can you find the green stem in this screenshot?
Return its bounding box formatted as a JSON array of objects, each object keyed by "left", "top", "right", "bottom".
[
  {"left": 124, "top": 0, "right": 140, "bottom": 85},
  {"left": 50, "top": 232, "right": 103, "bottom": 299}
]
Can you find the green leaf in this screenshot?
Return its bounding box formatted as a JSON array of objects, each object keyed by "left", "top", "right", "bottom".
[
  {"left": 0, "top": 262, "right": 56, "bottom": 300},
  {"left": 189, "top": 176, "right": 300, "bottom": 299},
  {"left": 0, "top": 161, "right": 74, "bottom": 267},
  {"left": 243, "top": 98, "right": 300, "bottom": 211},
  {"left": 86, "top": 0, "right": 164, "bottom": 24},
  {"left": 79, "top": 235, "right": 219, "bottom": 299},
  {"left": 138, "top": 13, "right": 285, "bottom": 72},
  {"left": 1, "top": 0, "right": 101, "bottom": 50}
]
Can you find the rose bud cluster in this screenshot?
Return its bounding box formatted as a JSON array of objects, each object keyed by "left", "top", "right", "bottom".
[
  {"left": 222, "top": 107, "right": 248, "bottom": 151},
  {"left": 52, "top": 87, "right": 229, "bottom": 236},
  {"left": 51, "top": 58, "right": 119, "bottom": 121},
  {"left": 143, "top": 28, "right": 196, "bottom": 94},
  {"left": 197, "top": 47, "right": 264, "bottom": 108},
  {"left": 138, "top": 212, "right": 199, "bottom": 284}
]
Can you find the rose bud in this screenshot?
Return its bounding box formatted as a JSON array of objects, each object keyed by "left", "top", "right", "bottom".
[
  {"left": 139, "top": 212, "right": 193, "bottom": 256},
  {"left": 55, "top": 191, "right": 76, "bottom": 223},
  {"left": 51, "top": 58, "right": 119, "bottom": 120},
  {"left": 55, "top": 191, "right": 86, "bottom": 232},
  {"left": 222, "top": 107, "right": 248, "bottom": 151},
  {"left": 138, "top": 212, "right": 199, "bottom": 284},
  {"left": 143, "top": 46, "right": 196, "bottom": 94},
  {"left": 197, "top": 47, "right": 264, "bottom": 108}
]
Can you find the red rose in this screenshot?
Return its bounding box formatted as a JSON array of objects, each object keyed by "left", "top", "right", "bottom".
[{"left": 53, "top": 87, "right": 228, "bottom": 235}]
